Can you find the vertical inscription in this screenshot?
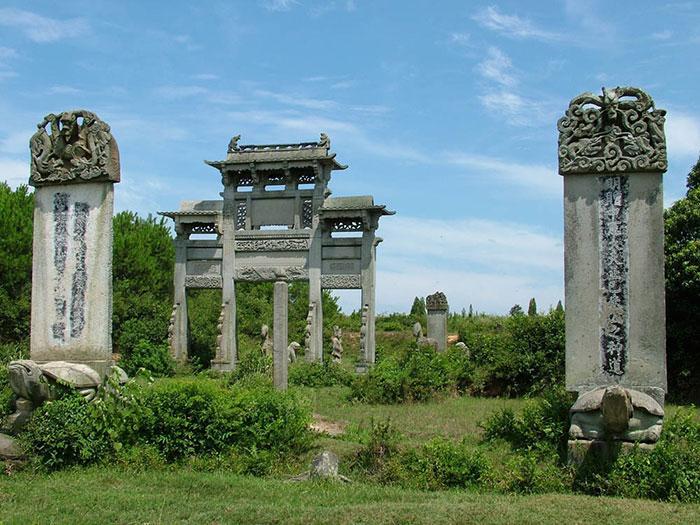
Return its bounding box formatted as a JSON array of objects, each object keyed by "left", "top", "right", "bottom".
[
  {"left": 52, "top": 193, "right": 69, "bottom": 342},
  {"left": 599, "top": 175, "right": 629, "bottom": 376},
  {"left": 70, "top": 202, "right": 89, "bottom": 338}
]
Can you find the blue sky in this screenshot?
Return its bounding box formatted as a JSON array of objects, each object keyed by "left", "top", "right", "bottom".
[{"left": 1, "top": 1, "right": 699, "bottom": 314}]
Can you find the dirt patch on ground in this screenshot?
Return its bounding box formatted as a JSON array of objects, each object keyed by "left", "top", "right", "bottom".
[{"left": 310, "top": 414, "right": 346, "bottom": 437}]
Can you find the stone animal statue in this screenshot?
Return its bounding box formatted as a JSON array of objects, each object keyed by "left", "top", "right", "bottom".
[
  {"left": 569, "top": 385, "right": 664, "bottom": 443},
  {"left": 3, "top": 360, "right": 128, "bottom": 434},
  {"left": 260, "top": 324, "right": 273, "bottom": 356},
  {"left": 455, "top": 341, "right": 470, "bottom": 357},
  {"left": 412, "top": 322, "right": 437, "bottom": 350},
  {"left": 288, "top": 342, "right": 301, "bottom": 363},
  {"left": 331, "top": 326, "right": 343, "bottom": 363}
]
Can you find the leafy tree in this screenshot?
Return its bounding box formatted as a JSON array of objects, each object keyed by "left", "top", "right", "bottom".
[
  {"left": 112, "top": 212, "right": 174, "bottom": 354},
  {"left": 665, "top": 158, "right": 700, "bottom": 402},
  {"left": 0, "top": 183, "right": 33, "bottom": 342},
  {"left": 527, "top": 298, "right": 537, "bottom": 317},
  {"left": 555, "top": 300, "right": 564, "bottom": 314},
  {"left": 468, "top": 304, "right": 474, "bottom": 318},
  {"left": 410, "top": 297, "right": 426, "bottom": 318},
  {"left": 509, "top": 304, "right": 524, "bottom": 317}
]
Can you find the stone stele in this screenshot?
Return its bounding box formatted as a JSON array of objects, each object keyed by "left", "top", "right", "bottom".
[
  {"left": 28, "top": 110, "right": 120, "bottom": 376},
  {"left": 425, "top": 291, "right": 448, "bottom": 352},
  {"left": 558, "top": 87, "right": 667, "bottom": 454}
]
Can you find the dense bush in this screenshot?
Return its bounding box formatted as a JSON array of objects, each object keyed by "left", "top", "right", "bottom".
[
  {"left": 460, "top": 310, "right": 565, "bottom": 396},
  {"left": 119, "top": 340, "right": 175, "bottom": 377},
  {"left": 349, "top": 346, "right": 473, "bottom": 404},
  {"left": 21, "top": 376, "right": 312, "bottom": 470}
]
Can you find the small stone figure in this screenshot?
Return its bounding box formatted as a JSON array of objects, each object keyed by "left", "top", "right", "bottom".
[
  {"left": 331, "top": 326, "right": 343, "bottom": 363},
  {"left": 304, "top": 304, "right": 314, "bottom": 357},
  {"left": 288, "top": 342, "right": 300, "bottom": 363},
  {"left": 260, "top": 324, "right": 273, "bottom": 356},
  {"left": 455, "top": 341, "right": 470, "bottom": 358},
  {"left": 412, "top": 321, "right": 438, "bottom": 350}
]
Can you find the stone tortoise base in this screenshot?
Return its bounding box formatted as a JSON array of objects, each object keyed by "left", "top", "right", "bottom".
[{"left": 567, "top": 439, "right": 655, "bottom": 466}]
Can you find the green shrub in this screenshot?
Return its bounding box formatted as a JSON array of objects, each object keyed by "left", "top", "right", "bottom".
[
  {"left": 601, "top": 410, "right": 700, "bottom": 502},
  {"left": 120, "top": 340, "right": 175, "bottom": 377},
  {"left": 502, "top": 450, "right": 569, "bottom": 494},
  {"left": 481, "top": 387, "right": 574, "bottom": 457},
  {"left": 289, "top": 360, "right": 354, "bottom": 387},
  {"left": 351, "top": 418, "right": 401, "bottom": 474},
  {"left": 228, "top": 348, "right": 273, "bottom": 385},
  {"left": 401, "top": 438, "right": 492, "bottom": 490}
]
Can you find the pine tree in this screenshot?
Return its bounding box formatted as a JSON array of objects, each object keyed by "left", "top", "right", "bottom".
[{"left": 527, "top": 297, "right": 537, "bottom": 316}]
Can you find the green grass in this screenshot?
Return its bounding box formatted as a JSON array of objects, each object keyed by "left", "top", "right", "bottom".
[
  {"left": 302, "top": 386, "right": 526, "bottom": 445},
  {"left": 0, "top": 467, "right": 698, "bottom": 525}
]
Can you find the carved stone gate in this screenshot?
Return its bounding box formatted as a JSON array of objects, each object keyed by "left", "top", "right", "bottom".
[{"left": 160, "top": 134, "right": 393, "bottom": 370}]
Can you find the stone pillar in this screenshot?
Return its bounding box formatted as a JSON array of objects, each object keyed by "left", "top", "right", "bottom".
[
  {"left": 304, "top": 302, "right": 318, "bottom": 362},
  {"left": 308, "top": 172, "right": 324, "bottom": 363},
  {"left": 426, "top": 292, "right": 448, "bottom": 352},
  {"left": 169, "top": 231, "right": 189, "bottom": 362},
  {"left": 212, "top": 176, "right": 236, "bottom": 371},
  {"left": 356, "top": 304, "right": 369, "bottom": 373},
  {"left": 361, "top": 230, "right": 377, "bottom": 363},
  {"left": 558, "top": 87, "right": 667, "bottom": 455},
  {"left": 273, "top": 281, "right": 289, "bottom": 390},
  {"left": 28, "top": 110, "right": 120, "bottom": 377}
]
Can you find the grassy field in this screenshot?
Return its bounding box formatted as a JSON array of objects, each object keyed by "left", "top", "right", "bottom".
[{"left": 0, "top": 467, "right": 699, "bottom": 525}]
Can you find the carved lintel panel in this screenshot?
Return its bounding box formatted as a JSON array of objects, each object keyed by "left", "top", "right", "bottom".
[
  {"left": 558, "top": 87, "right": 667, "bottom": 175},
  {"left": 599, "top": 175, "right": 629, "bottom": 376},
  {"left": 30, "top": 110, "right": 120, "bottom": 186},
  {"left": 426, "top": 291, "right": 448, "bottom": 311},
  {"left": 236, "top": 266, "right": 308, "bottom": 282},
  {"left": 234, "top": 239, "right": 310, "bottom": 252},
  {"left": 190, "top": 223, "right": 218, "bottom": 235},
  {"left": 321, "top": 274, "right": 361, "bottom": 289},
  {"left": 185, "top": 275, "right": 223, "bottom": 288},
  {"left": 326, "top": 218, "right": 364, "bottom": 232}
]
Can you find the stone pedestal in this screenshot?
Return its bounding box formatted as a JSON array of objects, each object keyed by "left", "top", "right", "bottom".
[
  {"left": 558, "top": 87, "right": 668, "bottom": 456},
  {"left": 28, "top": 110, "right": 120, "bottom": 377},
  {"left": 426, "top": 292, "right": 448, "bottom": 352},
  {"left": 273, "top": 281, "right": 289, "bottom": 390}
]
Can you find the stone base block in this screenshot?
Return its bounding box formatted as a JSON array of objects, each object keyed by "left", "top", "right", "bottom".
[
  {"left": 34, "top": 358, "right": 113, "bottom": 379},
  {"left": 210, "top": 360, "right": 233, "bottom": 372},
  {"left": 567, "top": 439, "right": 655, "bottom": 466},
  {"left": 0, "top": 433, "right": 23, "bottom": 460}
]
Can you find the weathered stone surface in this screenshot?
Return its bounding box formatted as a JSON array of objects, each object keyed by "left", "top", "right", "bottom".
[
  {"left": 426, "top": 293, "right": 448, "bottom": 352},
  {"left": 426, "top": 292, "right": 448, "bottom": 311},
  {"left": 260, "top": 325, "right": 273, "bottom": 356},
  {"left": 40, "top": 361, "right": 102, "bottom": 388},
  {"left": 569, "top": 386, "right": 664, "bottom": 442},
  {"left": 567, "top": 439, "right": 655, "bottom": 467},
  {"left": 331, "top": 326, "right": 343, "bottom": 363},
  {"left": 0, "top": 433, "right": 23, "bottom": 460},
  {"left": 288, "top": 342, "right": 300, "bottom": 363},
  {"left": 310, "top": 450, "right": 339, "bottom": 479},
  {"left": 1, "top": 399, "right": 33, "bottom": 435},
  {"left": 273, "top": 281, "right": 288, "bottom": 390},
  {"left": 29, "top": 110, "right": 120, "bottom": 187}
]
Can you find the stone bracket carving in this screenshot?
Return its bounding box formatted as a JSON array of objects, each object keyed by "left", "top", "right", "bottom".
[
  {"left": 30, "top": 110, "right": 120, "bottom": 186},
  {"left": 321, "top": 274, "right": 361, "bottom": 289},
  {"left": 558, "top": 86, "right": 667, "bottom": 175},
  {"left": 185, "top": 275, "right": 223, "bottom": 288},
  {"left": 235, "top": 266, "right": 308, "bottom": 282},
  {"left": 234, "top": 239, "right": 310, "bottom": 252}
]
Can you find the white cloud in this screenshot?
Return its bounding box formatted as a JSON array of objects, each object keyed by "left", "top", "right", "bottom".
[
  {"left": 665, "top": 111, "right": 700, "bottom": 158},
  {"left": 261, "top": 0, "right": 300, "bottom": 12},
  {"left": 445, "top": 152, "right": 560, "bottom": 197},
  {"left": 0, "top": 47, "right": 17, "bottom": 59},
  {"left": 477, "top": 47, "right": 517, "bottom": 87},
  {"left": 0, "top": 158, "right": 28, "bottom": 188},
  {"left": 0, "top": 130, "right": 32, "bottom": 155},
  {"left": 369, "top": 215, "right": 563, "bottom": 314},
  {"left": 254, "top": 89, "right": 338, "bottom": 110},
  {"left": 473, "top": 6, "right": 561, "bottom": 41},
  {"left": 48, "top": 85, "right": 82, "bottom": 95},
  {"left": 153, "top": 85, "right": 209, "bottom": 100},
  {"left": 449, "top": 32, "right": 471, "bottom": 46},
  {"left": 192, "top": 73, "right": 219, "bottom": 81},
  {"left": 0, "top": 8, "right": 88, "bottom": 43},
  {"left": 652, "top": 30, "right": 673, "bottom": 41},
  {"left": 563, "top": 0, "right": 616, "bottom": 44}
]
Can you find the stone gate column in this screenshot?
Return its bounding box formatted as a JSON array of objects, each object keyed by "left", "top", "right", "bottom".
[
  {"left": 273, "top": 281, "right": 289, "bottom": 390},
  {"left": 361, "top": 230, "right": 377, "bottom": 363},
  {"left": 212, "top": 177, "right": 237, "bottom": 371},
  {"left": 426, "top": 292, "right": 448, "bottom": 352},
  {"left": 28, "top": 110, "right": 120, "bottom": 376},
  {"left": 558, "top": 87, "right": 668, "bottom": 457},
  {"left": 169, "top": 229, "right": 189, "bottom": 362}
]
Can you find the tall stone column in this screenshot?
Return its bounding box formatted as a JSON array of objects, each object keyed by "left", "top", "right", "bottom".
[
  {"left": 361, "top": 230, "right": 377, "bottom": 363},
  {"left": 28, "top": 110, "right": 120, "bottom": 376},
  {"left": 558, "top": 87, "right": 668, "bottom": 457},
  {"left": 273, "top": 281, "right": 289, "bottom": 390},
  {"left": 212, "top": 177, "right": 236, "bottom": 371},
  {"left": 169, "top": 231, "right": 189, "bottom": 362},
  {"left": 426, "top": 292, "right": 448, "bottom": 352}
]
